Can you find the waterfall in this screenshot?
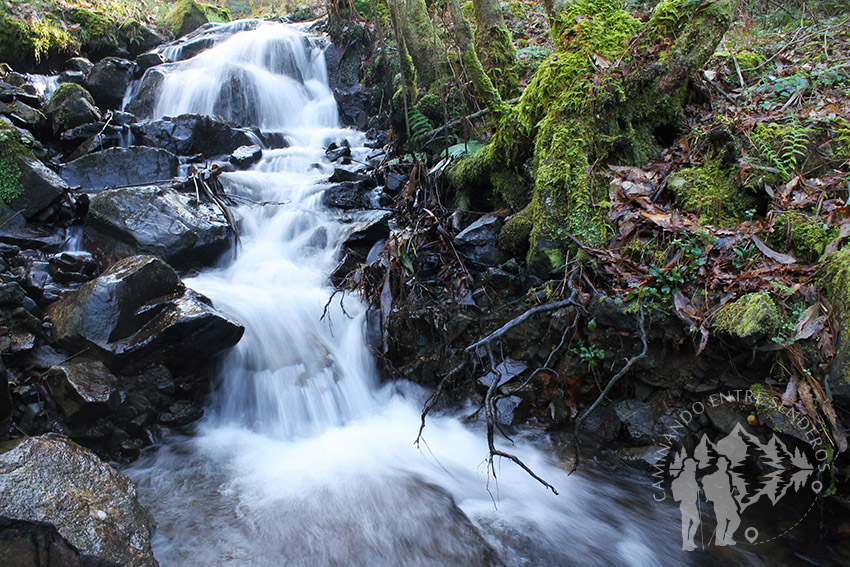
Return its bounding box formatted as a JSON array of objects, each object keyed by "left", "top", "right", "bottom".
[{"left": 125, "top": 21, "right": 757, "bottom": 567}]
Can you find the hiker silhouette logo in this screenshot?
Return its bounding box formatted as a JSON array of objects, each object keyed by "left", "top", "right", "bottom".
[{"left": 666, "top": 423, "right": 820, "bottom": 550}]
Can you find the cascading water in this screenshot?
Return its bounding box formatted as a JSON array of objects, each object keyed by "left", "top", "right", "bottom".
[{"left": 126, "top": 20, "right": 763, "bottom": 567}]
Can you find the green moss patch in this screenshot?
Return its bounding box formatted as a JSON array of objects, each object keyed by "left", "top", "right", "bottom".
[
  {"left": 769, "top": 211, "right": 836, "bottom": 263},
  {"left": 0, "top": 14, "right": 76, "bottom": 69},
  {"left": 165, "top": 0, "right": 231, "bottom": 38},
  {"left": 667, "top": 158, "right": 754, "bottom": 226},
  {"left": 713, "top": 291, "right": 780, "bottom": 342}
]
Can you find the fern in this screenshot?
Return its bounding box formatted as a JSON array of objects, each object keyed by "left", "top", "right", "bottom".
[
  {"left": 751, "top": 123, "right": 809, "bottom": 183},
  {"left": 407, "top": 108, "right": 434, "bottom": 140}
]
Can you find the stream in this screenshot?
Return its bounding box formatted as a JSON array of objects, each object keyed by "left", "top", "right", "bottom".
[{"left": 122, "top": 20, "right": 833, "bottom": 567}]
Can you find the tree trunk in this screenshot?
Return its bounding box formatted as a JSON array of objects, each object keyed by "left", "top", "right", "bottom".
[
  {"left": 447, "top": 0, "right": 506, "bottom": 115},
  {"left": 471, "top": 0, "right": 519, "bottom": 98},
  {"left": 397, "top": 0, "right": 442, "bottom": 91},
  {"left": 450, "top": 0, "right": 743, "bottom": 273}
]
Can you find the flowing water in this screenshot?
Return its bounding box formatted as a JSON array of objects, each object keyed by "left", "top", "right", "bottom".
[{"left": 124, "top": 21, "right": 834, "bottom": 567}]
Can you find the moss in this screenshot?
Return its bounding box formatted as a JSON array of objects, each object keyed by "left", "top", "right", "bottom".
[
  {"left": 769, "top": 211, "right": 836, "bottom": 263},
  {"left": 415, "top": 93, "right": 442, "bottom": 124},
  {"left": 820, "top": 246, "right": 850, "bottom": 390},
  {"left": 48, "top": 83, "right": 97, "bottom": 109},
  {"left": 735, "top": 50, "right": 766, "bottom": 79},
  {"left": 476, "top": 25, "right": 520, "bottom": 99},
  {"left": 498, "top": 204, "right": 534, "bottom": 258},
  {"left": 667, "top": 158, "right": 753, "bottom": 226},
  {"left": 165, "top": 0, "right": 231, "bottom": 38},
  {"left": 834, "top": 117, "right": 850, "bottom": 161},
  {"left": 0, "top": 121, "right": 31, "bottom": 207},
  {"left": 0, "top": 14, "right": 76, "bottom": 69},
  {"left": 713, "top": 291, "right": 781, "bottom": 341}
]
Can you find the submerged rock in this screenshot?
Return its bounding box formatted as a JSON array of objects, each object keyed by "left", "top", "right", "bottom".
[
  {"left": 0, "top": 434, "right": 158, "bottom": 567},
  {"left": 86, "top": 184, "right": 233, "bottom": 269},
  {"left": 61, "top": 146, "right": 179, "bottom": 191},
  {"left": 47, "top": 255, "right": 244, "bottom": 372},
  {"left": 229, "top": 144, "right": 262, "bottom": 169}
]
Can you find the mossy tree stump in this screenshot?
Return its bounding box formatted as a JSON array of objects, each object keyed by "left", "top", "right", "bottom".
[{"left": 450, "top": 0, "right": 743, "bottom": 274}]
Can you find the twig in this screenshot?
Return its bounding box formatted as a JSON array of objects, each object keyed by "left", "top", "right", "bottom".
[
  {"left": 571, "top": 306, "right": 648, "bottom": 473},
  {"left": 466, "top": 269, "right": 582, "bottom": 353},
  {"left": 414, "top": 362, "right": 466, "bottom": 446},
  {"left": 422, "top": 96, "right": 522, "bottom": 145}
]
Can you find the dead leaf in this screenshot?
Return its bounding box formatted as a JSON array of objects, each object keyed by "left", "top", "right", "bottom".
[{"left": 752, "top": 235, "right": 797, "bottom": 264}]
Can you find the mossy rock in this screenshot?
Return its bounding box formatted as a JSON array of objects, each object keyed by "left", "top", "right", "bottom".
[
  {"left": 0, "top": 122, "right": 27, "bottom": 207},
  {"left": 768, "top": 211, "right": 836, "bottom": 264},
  {"left": 43, "top": 83, "right": 101, "bottom": 133},
  {"left": 498, "top": 205, "right": 534, "bottom": 259},
  {"left": 69, "top": 8, "right": 115, "bottom": 55},
  {"left": 415, "top": 93, "right": 442, "bottom": 125},
  {"left": 733, "top": 50, "right": 767, "bottom": 80},
  {"left": 713, "top": 291, "right": 780, "bottom": 343},
  {"left": 667, "top": 159, "right": 754, "bottom": 226},
  {"left": 165, "top": 0, "right": 231, "bottom": 39},
  {"left": 0, "top": 15, "right": 77, "bottom": 71},
  {"left": 818, "top": 246, "right": 850, "bottom": 403}
]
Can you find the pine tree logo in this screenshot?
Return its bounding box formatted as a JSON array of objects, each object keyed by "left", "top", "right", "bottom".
[{"left": 668, "top": 424, "right": 818, "bottom": 550}]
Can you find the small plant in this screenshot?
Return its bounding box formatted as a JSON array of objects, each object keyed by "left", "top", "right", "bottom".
[
  {"left": 750, "top": 122, "right": 809, "bottom": 183},
  {"left": 406, "top": 107, "right": 434, "bottom": 140},
  {"left": 731, "top": 243, "right": 759, "bottom": 269},
  {"left": 572, "top": 341, "right": 605, "bottom": 369}
]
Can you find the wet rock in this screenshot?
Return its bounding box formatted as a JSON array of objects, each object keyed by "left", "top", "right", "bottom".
[
  {"left": 384, "top": 171, "right": 407, "bottom": 195},
  {"left": 591, "top": 296, "right": 638, "bottom": 332},
  {"left": 47, "top": 255, "right": 244, "bottom": 373},
  {"left": 5, "top": 154, "right": 69, "bottom": 220},
  {"left": 705, "top": 401, "right": 750, "bottom": 435},
  {"left": 580, "top": 404, "right": 621, "bottom": 444},
  {"left": 0, "top": 434, "right": 158, "bottom": 567},
  {"left": 136, "top": 52, "right": 167, "bottom": 72},
  {"left": 0, "top": 222, "right": 65, "bottom": 252},
  {"left": 0, "top": 282, "right": 25, "bottom": 306},
  {"left": 48, "top": 251, "right": 99, "bottom": 285},
  {"left": 325, "top": 142, "right": 351, "bottom": 163},
  {"left": 322, "top": 181, "right": 367, "bottom": 210},
  {"left": 87, "top": 185, "right": 233, "bottom": 270},
  {"left": 229, "top": 144, "right": 262, "bottom": 169},
  {"left": 0, "top": 100, "right": 46, "bottom": 130},
  {"left": 42, "top": 84, "right": 101, "bottom": 133},
  {"left": 124, "top": 66, "right": 168, "bottom": 118},
  {"left": 614, "top": 400, "right": 666, "bottom": 445},
  {"left": 59, "top": 69, "right": 87, "bottom": 85},
  {"left": 58, "top": 121, "right": 125, "bottom": 151},
  {"left": 130, "top": 114, "right": 259, "bottom": 157},
  {"left": 479, "top": 359, "right": 527, "bottom": 388},
  {"left": 0, "top": 82, "right": 40, "bottom": 108},
  {"left": 260, "top": 130, "right": 289, "bottom": 149},
  {"left": 454, "top": 215, "right": 506, "bottom": 266},
  {"left": 47, "top": 361, "right": 119, "bottom": 423},
  {"left": 0, "top": 516, "right": 98, "bottom": 567},
  {"left": 66, "top": 57, "right": 94, "bottom": 75},
  {"left": 86, "top": 57, "right": 136, "bottom": 109},
  {"left": 484, "top": 267, "right": 522, "bottom": 297},
  {"left": 344, "top": 212, "right": 390, "bottom": 249},
  {"left": 61, "top": 146, "right": 179, "bottom": 191},
  {"left": 329, "top": 168, "right": 368, "bottom": 184}
]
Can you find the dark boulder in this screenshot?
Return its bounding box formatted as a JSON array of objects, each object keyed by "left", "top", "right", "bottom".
[
  {"left": 47, "top": 361, "right": 120, "bottom": 423},
  {"left": 0, "top": 434, "right": 158, "bottom": 567},
  {"left": 136, "top": 52, "right": 166, "bottom": 72},
  {"left": 47, "top": 255, "right": 243, "bottom": 373},
  {"left": 86, "top": 57, "right": 136, "bottom": 110},
  {"left": 0, "top": 100, "right": 46, "bottom": 131},
  {"left": 124, "top": 66, "right": 168, "bottom": 118},
  {"left": 42, "top": 84, "right": 101, "bottom": 133},
  {"left": 86, "top": 185, "right": 233, "bottom": 270},
  {"left": 322, "top": 181, "right": 366, "bottom": 210},
  {"left": 61, "top": 146, "right": 179, "bottom": 192},
  {"left": 454, "top": 215, "right": 506, "bottom": 266},
  {"left": 5, "top": 154, "right": 69, "bottom": 220},
  {"left": 130, "top": 114, "right": 259, "bottom": 157},
  {"left": 344, "top": 212, "right": 391, "bottom": 249}
]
